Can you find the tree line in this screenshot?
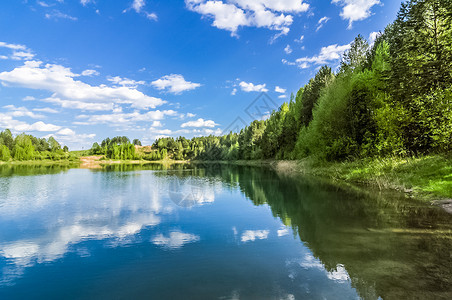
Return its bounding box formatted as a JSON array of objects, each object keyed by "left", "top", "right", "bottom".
[
  {"left": 0, "top": 129, "right": 70, "bottom": 161},
  {"left": 90, "top": 136, "right": 142, "bottom": 160},
  {"left": 148, "top": 0, "right": 452, "bottom": 162}
]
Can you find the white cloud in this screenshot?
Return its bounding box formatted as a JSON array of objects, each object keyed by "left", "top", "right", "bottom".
[
  {"left": 0, "top": 42, "right": 27, "bottom": 51},
  {"left": 80, "top": 0, "right": 93, "bottom": 6},
  {"left": 151, "top": 231, "right": 200, "bottom": 249},
  {"left": 77, "top": 110, "right": 178, "bottom": 125},
  {"left": 239, "top": 81, "right": 268, "bottom": 92},
  {"left": 132, "top": 0, "right": 145, "bottom": 12},
  {"left": 332, "top": 0, "right": 380, "bottom": 28},
  {"left": 37, "top": 1, "right": 52, "bottom": 7},
  {"left": 181, "top": 118, "right": 218, "bottom": 128},
  {"left": 81, "top": 69, "right": 99, "bottom": 77},
  {"left": 33, "top": 107, "right": 59, "bottom": 114},
  {"left": 241, "top": 230, "right": 269, "bottom": 242},
  {"left": 150, "top": 121, "right": 162, "bottom": 128},
  {"left": 2, "top": 105, "right": 44, "bottom": 119},
  {"left": 327, "top": 264, "right": 350, "bottom": 282},
  {"left": 57, "top": 128, "right": 76, "bottom": 136},
  {"left": 44, "top": 97, "right": 116, "bottom": 111},
  {"left": 275, "top": 86, "right": 286, "bottom": 93},
  {"left": 44, "top": 129, "right": 96, "bottom": 149},
  {"left": 145, "top": 12, "right": 158, "bottom": 21},
  {"left": 0, "top": 112, "right": 62, "bottom": 133},
  {"left": 277, "top": 227, "right": 289, "bottom": 236},
  {"left": 369, "top": 31, "right": 380, "bottom": 46},
  {"left": 185, "top": 0, "right": 309, "bottom": 36},
  {"left": 186, "top": 113, "right": 196, "bottom": 118},
  {"left": 316, "top": 16, "right": 330, "bottom": 31},
  {"left": 278, "top": 94, "right": 287, "bottom": 98},
  {"left": 125, "top": 0, "right": 158, "bottom": 21},
  {"left": 151, "top": 128, "right": 173, "bottom": 135},
  {"left": 294, "top": 35, "right": 304, "bottom": 43},
  {"left": 0, "top": 42, "right": 34, "bottom": 61},
  {"left": 0, "top": 60, "right": 165, "bottom": 111},
  {"left": 151, "top": 74, "right": 201, "bottom": 94},
  {"left": 293, "top": 43, "right": 351, "bottom": 69},
  {"left": 23, "top": 96, "right": 36, "bottom": 101},
  {"left": 107, "top": 76, "right": 145, "bottom": 88},
  {"left": 284, "top": 44, "right": 292, "bottom": 54},
  {"left": 45, "top": 10, "right": 78, "bottom": 21}
]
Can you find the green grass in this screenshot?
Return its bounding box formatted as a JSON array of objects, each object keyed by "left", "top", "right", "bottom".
[{"left": 297, "top": 155, "right": 452, "bottom": 200}]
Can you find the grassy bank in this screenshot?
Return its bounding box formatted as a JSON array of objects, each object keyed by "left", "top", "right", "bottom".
[
  {"left": 271, "top": 155, "right": 452, "bottom": 201},
  {"left": 192, "top": 155, "right": 452, "bottom": 201}
]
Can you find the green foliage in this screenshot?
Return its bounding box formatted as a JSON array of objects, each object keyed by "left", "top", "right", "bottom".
[
  {"left": 12, "top": 134, "right": 35, "bottom": 161},
  {"left": 297, "top": 66, "right": 334, "bottom": 128},
  {"left": 87, "top": 0, "right": 452, "bottom": 164},
  {"left": 0, "top": 145, "right": 11, "bottom": 161}
]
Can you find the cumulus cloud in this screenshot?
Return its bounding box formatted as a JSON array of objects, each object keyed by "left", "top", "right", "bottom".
[
  {"left": 2, "top": 105, "right": 44, "bottom": 119},
  {"left": 0, "top": 112, "right": 61, "bottom": 133},
  {"left": 181, "top": 118, "right": 218, "bottom": 128},
  {"left": 107, "top": 76, "right": 145, "bottom": 88},
  {"left": 124, "top": 0, "right": 158, "bottom": 21},
  {"left": 0, "top": 41, "right": 34, "bottom": 61},
  {"left": 369, "top": 31, "right": 380, "bottom": 46},
  {"left": 151, "top": 74, "right": 201, "bottom": 94},
  {"left": 185, "top": 0, "right": 309, "bottom": 36},
  {"left": 332, "top": 0, "right": 380, "bottom": 28},
  {"left": 277, "top": 227, "right": 289, "bottom": 236},
  {"left": 44, "top": 128, "right": 97, "bottom": 149},
  {"left": 151, "top": 231, "right": 200, "bottom": 249},
  {"left": 241, "top": 230, "right": 269, "bottom": 242},
  {"left": 150, "top": 120, "right": 163, "bottom": 127},
  {"left": 81, "top": 69, "right": 99, "bottom": 77},
  {"left": 316, "top": 16, "right": 330, "bottom": 31},
  {"left": 284, "top": 43, "right": 351, "bottom": 69},
  {"left": 239, "top": 81, "right": 268, "bottom": 92},
  {"left": 284, "top": 44, "right": 292, "bottom": 54},
  {"left": 76, "top": 110, "right": 178, "bottom": 126},
  {"left": 275, "top": 86, "right": 286, "bottom": 93},
  {"left": 0, "top": 60, "right": 165, "bottom": 111},
  {"left": 56, "top": 128, "right": 76, "bottom": 136}
]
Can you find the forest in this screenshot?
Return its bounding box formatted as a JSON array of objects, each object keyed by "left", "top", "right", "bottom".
[
  {"left": 146, "top": 0, "right": 452, "bottom": 162},
  {"left": 2, "top": 0, "right": 451, "bottom": 165},
  {"left": 0, "top": 129, "right": 71, "bottom": 161}
]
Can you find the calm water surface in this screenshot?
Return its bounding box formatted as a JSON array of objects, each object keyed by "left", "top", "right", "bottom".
[{"left": 0, "top": 164, "right": 451, "bottom": 299}]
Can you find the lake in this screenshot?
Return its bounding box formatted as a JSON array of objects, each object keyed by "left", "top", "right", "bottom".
[{"left": 0, "top": 163, "right": 451, "bottom": 299}]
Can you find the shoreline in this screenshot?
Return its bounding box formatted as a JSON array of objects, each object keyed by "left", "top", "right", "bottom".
[
  {"left": 191, "top": 158, "right": 452, "bottom": 213},
  {"left": 2, "top": 155, "right": 451, "bottom": 213}
]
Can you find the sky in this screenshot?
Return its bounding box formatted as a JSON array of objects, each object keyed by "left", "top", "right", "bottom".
[{"left": 0, "top": 0, "right": 402, "bottom": 149}]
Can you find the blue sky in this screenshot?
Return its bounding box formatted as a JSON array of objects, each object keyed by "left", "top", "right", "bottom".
[{"left": 0, "top": 0, "right": 401, "bottom": 149}]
